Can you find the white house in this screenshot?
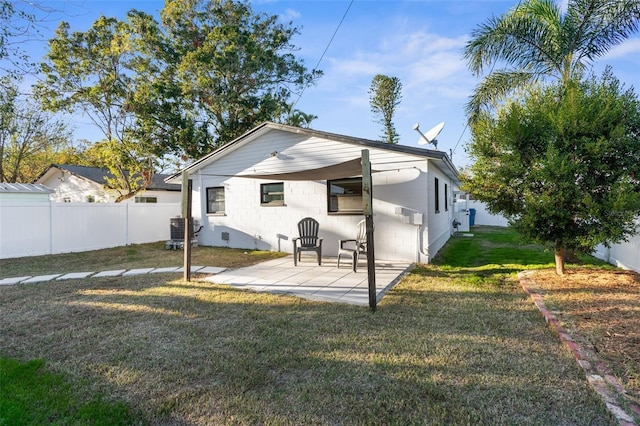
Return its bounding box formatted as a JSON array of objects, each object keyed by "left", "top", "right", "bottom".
[
  {"left": 166, "top": 122, "right": 462, "bottom": 263},
  {"left": 35, "top": 164, "right": 181, "bottom": 203}
]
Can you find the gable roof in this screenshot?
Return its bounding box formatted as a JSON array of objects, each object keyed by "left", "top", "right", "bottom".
[
  {"left": 166, "top": 122, "right": 460, "bottom": 183},
  {"left": 36, "top": 164, "right": 180, "bottom": 191}
]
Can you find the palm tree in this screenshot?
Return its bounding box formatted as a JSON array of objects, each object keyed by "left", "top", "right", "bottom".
[
  {"left": 369, "top": 74, "right": 403, "bottom": 144},
  {"left": 464, "top": 0, "right": 640, "bottom": 121}
]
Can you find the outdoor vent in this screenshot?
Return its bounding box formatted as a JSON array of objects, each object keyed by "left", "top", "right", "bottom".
[{"left": 221, "top": 232, "right": 230, "bottom": 241}]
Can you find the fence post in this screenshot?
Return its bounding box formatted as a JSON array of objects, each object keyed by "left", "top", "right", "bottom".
[
  {"left": 125, "top": 202, "right": 130, "bottom": 246},
  {"left": 49, "top": 200, "right": 54, "bottom": 256}
]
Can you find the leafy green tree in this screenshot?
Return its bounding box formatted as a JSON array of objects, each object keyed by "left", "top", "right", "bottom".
[
  {"left": 35, "top": 13, "right": 162, "bottom": 201},
  {"left": 368, "top": 74, "right": 402, "bottom": 144},
  {"left": 122, "top": 10, "right": 211, "bottom": 161},
  {"left": 1, "top": 0, "right": 36, "bottom": 85},
  {"left": 464, "top": 0, "right": 640, "bottom": 122},
  {"left": 161, "top": 0, "right": 321, "bottom": 154},
  {"left": 462, "top": 70, "right": 640, "bottom": 275},
  {"left": 0, "top": 79, "right": 72, "bottom": 182},
  {"left": 283, "top": 109, "right": 317, "bottom": 128}
]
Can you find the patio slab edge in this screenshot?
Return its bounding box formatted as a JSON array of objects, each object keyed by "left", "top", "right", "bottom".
[{"left": 376, "top": 262, "right": 416, "bottom": 303}]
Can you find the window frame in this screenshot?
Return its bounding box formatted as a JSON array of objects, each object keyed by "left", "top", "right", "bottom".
[
  {"left": 134, "top": 196, "right": 157, "bottom": 204},
  {"left": 206, "top": 186, "right": 226, "bottom": 214},
  {"left": 327, "top": 177, "right": 363, "bottom": 215},
  {"left": 434, "top": 177, "right": 440, "bottom": 214},
  {"left": 444, "top": 183, "right": 448, "bottom": 212},
  {"left": 260, "top": 182, "right": 285, "bottom": 206}
]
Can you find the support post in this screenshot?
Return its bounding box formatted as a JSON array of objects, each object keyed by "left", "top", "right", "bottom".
[
  {"left": 362, "top": 149, "right": 376, "bottom": 311},
  {"left": 182, "top": 173, "right": 192, "bottom": 282}
]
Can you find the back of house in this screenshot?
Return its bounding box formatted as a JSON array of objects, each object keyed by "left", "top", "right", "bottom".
[{"left": 167, "top": 122, "right": 461, "bottom": 263}]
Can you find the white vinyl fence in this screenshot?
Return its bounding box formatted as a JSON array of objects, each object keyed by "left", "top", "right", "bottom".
[
  {"left": 593, "top": 221, "right": 640, "bottom": 273},
  {"left": 0, "top": 202, "right": 180, "bottom": 260},
  {"left": 468, "top": 200, "right": 510, "bottom": 227}
]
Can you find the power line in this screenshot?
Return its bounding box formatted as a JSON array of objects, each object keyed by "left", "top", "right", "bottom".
[{"left": 289, "top": 0, "right": 354, "bottom": 115}]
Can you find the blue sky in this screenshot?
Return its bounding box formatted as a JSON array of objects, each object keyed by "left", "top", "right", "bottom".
[{"left": 21, "top": 0, "right": 640, "bottom": 169}]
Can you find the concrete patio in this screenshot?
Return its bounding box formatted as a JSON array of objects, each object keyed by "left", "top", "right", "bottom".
[{"left": 203, "top": 256, "right": 414, "bottom": 306}]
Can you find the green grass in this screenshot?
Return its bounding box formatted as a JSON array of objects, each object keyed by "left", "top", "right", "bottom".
[
  {"left": 0, "top": 227, "right": 617, "bottom": 425},
  {"left": 0, "top": 358, "right": 136, "bottom": 425},
  {"left": 0, "top": 243, "right": 286, "bottom": 278},
  {"left": 435, "top": 226, "right": 611, "bottom": 270}
]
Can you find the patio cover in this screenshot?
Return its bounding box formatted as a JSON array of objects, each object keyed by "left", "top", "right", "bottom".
[
  {"left": 236, "top": 158, "right": 369, "bottom": 181},
  {"left": 184, "top": 153, "right": 379, "bottom": 310}
]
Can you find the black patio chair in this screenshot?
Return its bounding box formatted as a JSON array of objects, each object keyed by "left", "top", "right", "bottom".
[{"left": 293, "top": 217, "right": 323, "bottom": 266}]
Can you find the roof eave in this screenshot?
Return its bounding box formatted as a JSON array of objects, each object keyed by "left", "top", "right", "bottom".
[{"left": 165, "top": 121, "right": 461, "bottom": 184}]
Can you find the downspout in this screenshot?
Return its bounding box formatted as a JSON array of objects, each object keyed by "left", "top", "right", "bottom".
[
  {"left": 422, "top": 162, "right": 430, "bottom": 262},
  {"left": 198, "top": 172, "right": 204, "bottom": 243}
]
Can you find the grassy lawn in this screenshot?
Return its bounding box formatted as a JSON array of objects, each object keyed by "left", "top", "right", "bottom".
[
  {"left": 0, "top": 227, "right": 619, "bottom": 425},
  {"left": 0, "top": 243, "right": 287, "bottom": 278},
  {"left": 0, "top": 358, "right": 134, "bottom": 425}
]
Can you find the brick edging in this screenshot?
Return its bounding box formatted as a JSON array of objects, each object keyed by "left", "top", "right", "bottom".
[{"left": 518, "top": 270, "right": 640, "bottom": 426}]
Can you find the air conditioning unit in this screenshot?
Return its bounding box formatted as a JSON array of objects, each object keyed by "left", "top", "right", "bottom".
[
  {"left": 166, "top": 217, "right": 201, "bottom": 250},
  {"left": 170, "top": 217, "right": 186, "bottom": 240}
]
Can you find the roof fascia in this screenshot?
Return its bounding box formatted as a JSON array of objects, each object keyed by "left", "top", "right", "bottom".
[
  {"left": 165, "top": 121, "right": 460, "bottom": 183},
  {"left": 33, "top": 164, "right": 62, "bottom": 184}
]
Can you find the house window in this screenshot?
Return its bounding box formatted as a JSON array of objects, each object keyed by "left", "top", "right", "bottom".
[
  {"left": 260, "top": 182, "right": 284, "bottom": 206},
  {"left": 328, "top": 178, "right": 363, "bottom": 214},
  {"left": 444, "top": 183, "right": 448, "bottom": 212},
  {"left": 434, "top": 177, "right": 440, "bottom": 214},
  {"left": 135, "top": 196, "right": 157, "bottom": 203},
  {"left": 206, "top": 187, "right": 225, "bottom": 214}
]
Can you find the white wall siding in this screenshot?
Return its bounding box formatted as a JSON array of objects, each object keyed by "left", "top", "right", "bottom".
[
  {"left": 425, "top": 164, "right": 458, "bottom": 261},
  {"left": 0, "top": 202, "right": 180, "bottom": 259},
  {"left": 123, "top": 190, "right": 182, "bottom": 204},
  {"left": 39, "top": 168, "right": 180, "bottom": 204},
  {"left": 191, "top": 129, "right": 457, "bottom": 262},
  {"left": 196, "top": 173, "right": 426, "bottom": 261},
  {"left": 42, "top": 172, "right": 111, "bottom": 203}
]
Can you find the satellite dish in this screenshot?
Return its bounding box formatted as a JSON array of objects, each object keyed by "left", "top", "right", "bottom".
[{"left": 413, "top": 121, "right": 445, "bottom": 148}]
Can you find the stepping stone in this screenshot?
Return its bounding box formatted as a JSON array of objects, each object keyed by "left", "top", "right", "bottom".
[
  {"left": 151, "top": 267, "right": 180, "bottom": 274},
  {"left": 197, "top": 266, "right": 227, "bottom": 274},
  {"left": 122, "top": 268, "right": 154, "bottom": 276},
  {"left": 57, "top": 272, "right": 95, "bottom": 280},
  {"left": 176, "top": 266, "right": 204, "bottom": 273},
  {"left": 22, "top": 274, "right": 62, "bottom": 283},
  {"left": 0, "top": 276, "right": 31, "bottom": 285},
  {"left": 93, "top": 269, "right": 126, "bottom": 278}
]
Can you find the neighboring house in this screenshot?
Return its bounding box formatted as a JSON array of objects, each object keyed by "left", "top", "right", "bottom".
[
  {"left": 0, "top": 182, "right": 53, "bottom": 203},
  {"left": 35, "top": 164, "right": 181, "bottom": 203},
  {"left": 166, "top": 122, "right": 462, "bottom": 263}
]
